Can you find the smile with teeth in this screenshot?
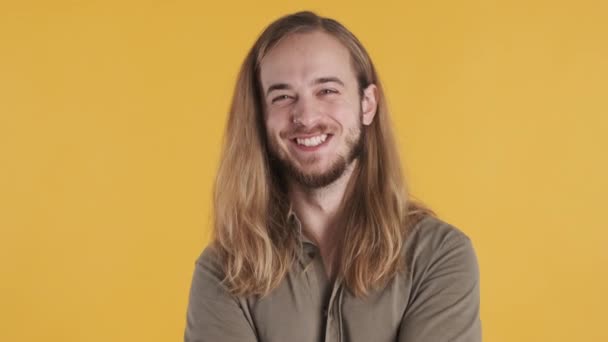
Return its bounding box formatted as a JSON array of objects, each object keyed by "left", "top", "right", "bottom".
[{"left": 295, "top": 134, "right": 328, "bottom": 147}]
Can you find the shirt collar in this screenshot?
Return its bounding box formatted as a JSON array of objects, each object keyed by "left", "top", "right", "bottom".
[{"left": 287, "top": 204, "right": 316, "bottom": 246}]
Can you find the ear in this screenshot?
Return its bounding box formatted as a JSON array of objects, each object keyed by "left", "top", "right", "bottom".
[{"left": 360, "top": 84, "right": 378, "bottom": 126}]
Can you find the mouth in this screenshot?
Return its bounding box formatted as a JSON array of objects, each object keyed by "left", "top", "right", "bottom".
[{"left": 291, "top": 133, "right": 333, "bottom": 151}]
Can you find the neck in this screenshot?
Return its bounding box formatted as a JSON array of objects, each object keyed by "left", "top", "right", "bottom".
[{"left": 287, "top": 159, "right": 358, "bottom": 249}]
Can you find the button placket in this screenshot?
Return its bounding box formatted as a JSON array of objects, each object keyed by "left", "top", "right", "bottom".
[{"left": 323, "top": 278, "right": 343, "bottom": 341}]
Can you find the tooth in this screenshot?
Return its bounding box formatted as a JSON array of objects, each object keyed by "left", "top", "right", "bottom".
[{"left": 296, "top": 134, "right": 327, "bottom": 147}]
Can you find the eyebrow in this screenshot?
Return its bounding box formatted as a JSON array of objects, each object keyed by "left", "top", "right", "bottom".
[{"left": 265, "top": 77, "right": 345, "bottom": 97}]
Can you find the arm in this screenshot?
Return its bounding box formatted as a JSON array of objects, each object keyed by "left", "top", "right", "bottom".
[
  {"left": 398, "top": 234, "right": 482, "bottom": 342},
  {"left": 184, "top": 247, "right": 258, "bottom": 342}
]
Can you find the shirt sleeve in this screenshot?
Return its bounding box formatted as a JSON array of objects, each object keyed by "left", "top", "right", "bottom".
[
  {"left": 398, "top": 233, "right": 482, "bottom": 342},
  {"left": 184, "top": 247, "right": 258, "bottom": 342}
]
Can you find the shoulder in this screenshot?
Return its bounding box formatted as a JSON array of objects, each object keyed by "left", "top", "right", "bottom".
[
  {"left": 194, "top": 243, "right": 227, "bottom": 280},
  {"left": 397, "top": 215, "right": 482, "bottom": 340},
  {"left": 406, "top": 215, "right": 473, "bottom": 253},
  {"left": 185, "top": 245, "right": 259, "bottom": 341},
  {"left": 403, "top": 215, "right": 479, "bottom": 283},
  {"left": 190, "top": 244, "right": 236, "bottom": 300}
]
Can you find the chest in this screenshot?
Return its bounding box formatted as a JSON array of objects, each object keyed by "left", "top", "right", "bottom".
[{"left": 243, "top": 255, "right": 411, "bottom": 342}]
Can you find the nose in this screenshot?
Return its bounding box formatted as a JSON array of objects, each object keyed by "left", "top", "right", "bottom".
[{"left": 292, "top": 95, "right": 321, "bottom": 127}]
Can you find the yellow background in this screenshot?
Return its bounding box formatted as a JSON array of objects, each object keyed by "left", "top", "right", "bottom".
[{"left": 1, "top": 0, "right": 606, "bottom": 341}]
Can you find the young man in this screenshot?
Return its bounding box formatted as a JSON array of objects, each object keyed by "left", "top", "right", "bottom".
[{"left": 185, "top": 11, "right": 481, "bottom": 342}]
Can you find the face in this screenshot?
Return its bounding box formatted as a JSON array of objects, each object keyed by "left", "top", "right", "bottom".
[{"left": 259, "top": 30, "right": 378, "bottom": 188}]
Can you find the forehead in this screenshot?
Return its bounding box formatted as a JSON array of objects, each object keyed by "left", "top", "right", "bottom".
[{"left": 259, "top": 31, "right": 356, "bottom": 88}]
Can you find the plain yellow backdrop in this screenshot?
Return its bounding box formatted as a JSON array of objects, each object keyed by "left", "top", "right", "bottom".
[{"left": 1, "top": 0, "right": 606, "bottom": 341}]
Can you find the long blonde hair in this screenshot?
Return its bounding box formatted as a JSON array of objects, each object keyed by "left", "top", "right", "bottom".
[{"left": 212, "top": 11, "right": 434, "bottom": 298}]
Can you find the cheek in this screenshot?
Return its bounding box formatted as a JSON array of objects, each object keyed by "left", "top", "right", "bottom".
[
  {"left": 265, "top": 112, "right": 289, "bottom": 137},
  {"left": 326, "top": 101, "right": 360, "bottom": 124},
  {"left": 265, "top": 106, "right": 289, "bottom": 121}
]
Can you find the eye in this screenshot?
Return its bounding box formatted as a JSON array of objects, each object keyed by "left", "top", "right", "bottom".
[
  {"left": 319, "top": 88, "right": 338, "bottom": 96},
  {"left": 271, "top": 94, "right": 292, "bottom": 104}
]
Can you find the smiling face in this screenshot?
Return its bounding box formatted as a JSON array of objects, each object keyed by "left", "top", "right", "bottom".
[{"left": 259, "top": 30, "right": 378, "bottom": 188}]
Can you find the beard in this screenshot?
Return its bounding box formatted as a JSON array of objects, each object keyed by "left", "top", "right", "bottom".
[{"left": 267, "top": 118, "right": 365, "bottom": 189}]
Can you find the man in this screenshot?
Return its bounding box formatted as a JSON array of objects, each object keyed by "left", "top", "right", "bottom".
[{"left": 185, "top": 11, "right": 481, "bottom": 342}]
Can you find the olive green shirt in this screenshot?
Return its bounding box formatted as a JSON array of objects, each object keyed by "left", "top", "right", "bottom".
[{"left": 184, "top": 214, "right": 481, "bottom": 342}]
